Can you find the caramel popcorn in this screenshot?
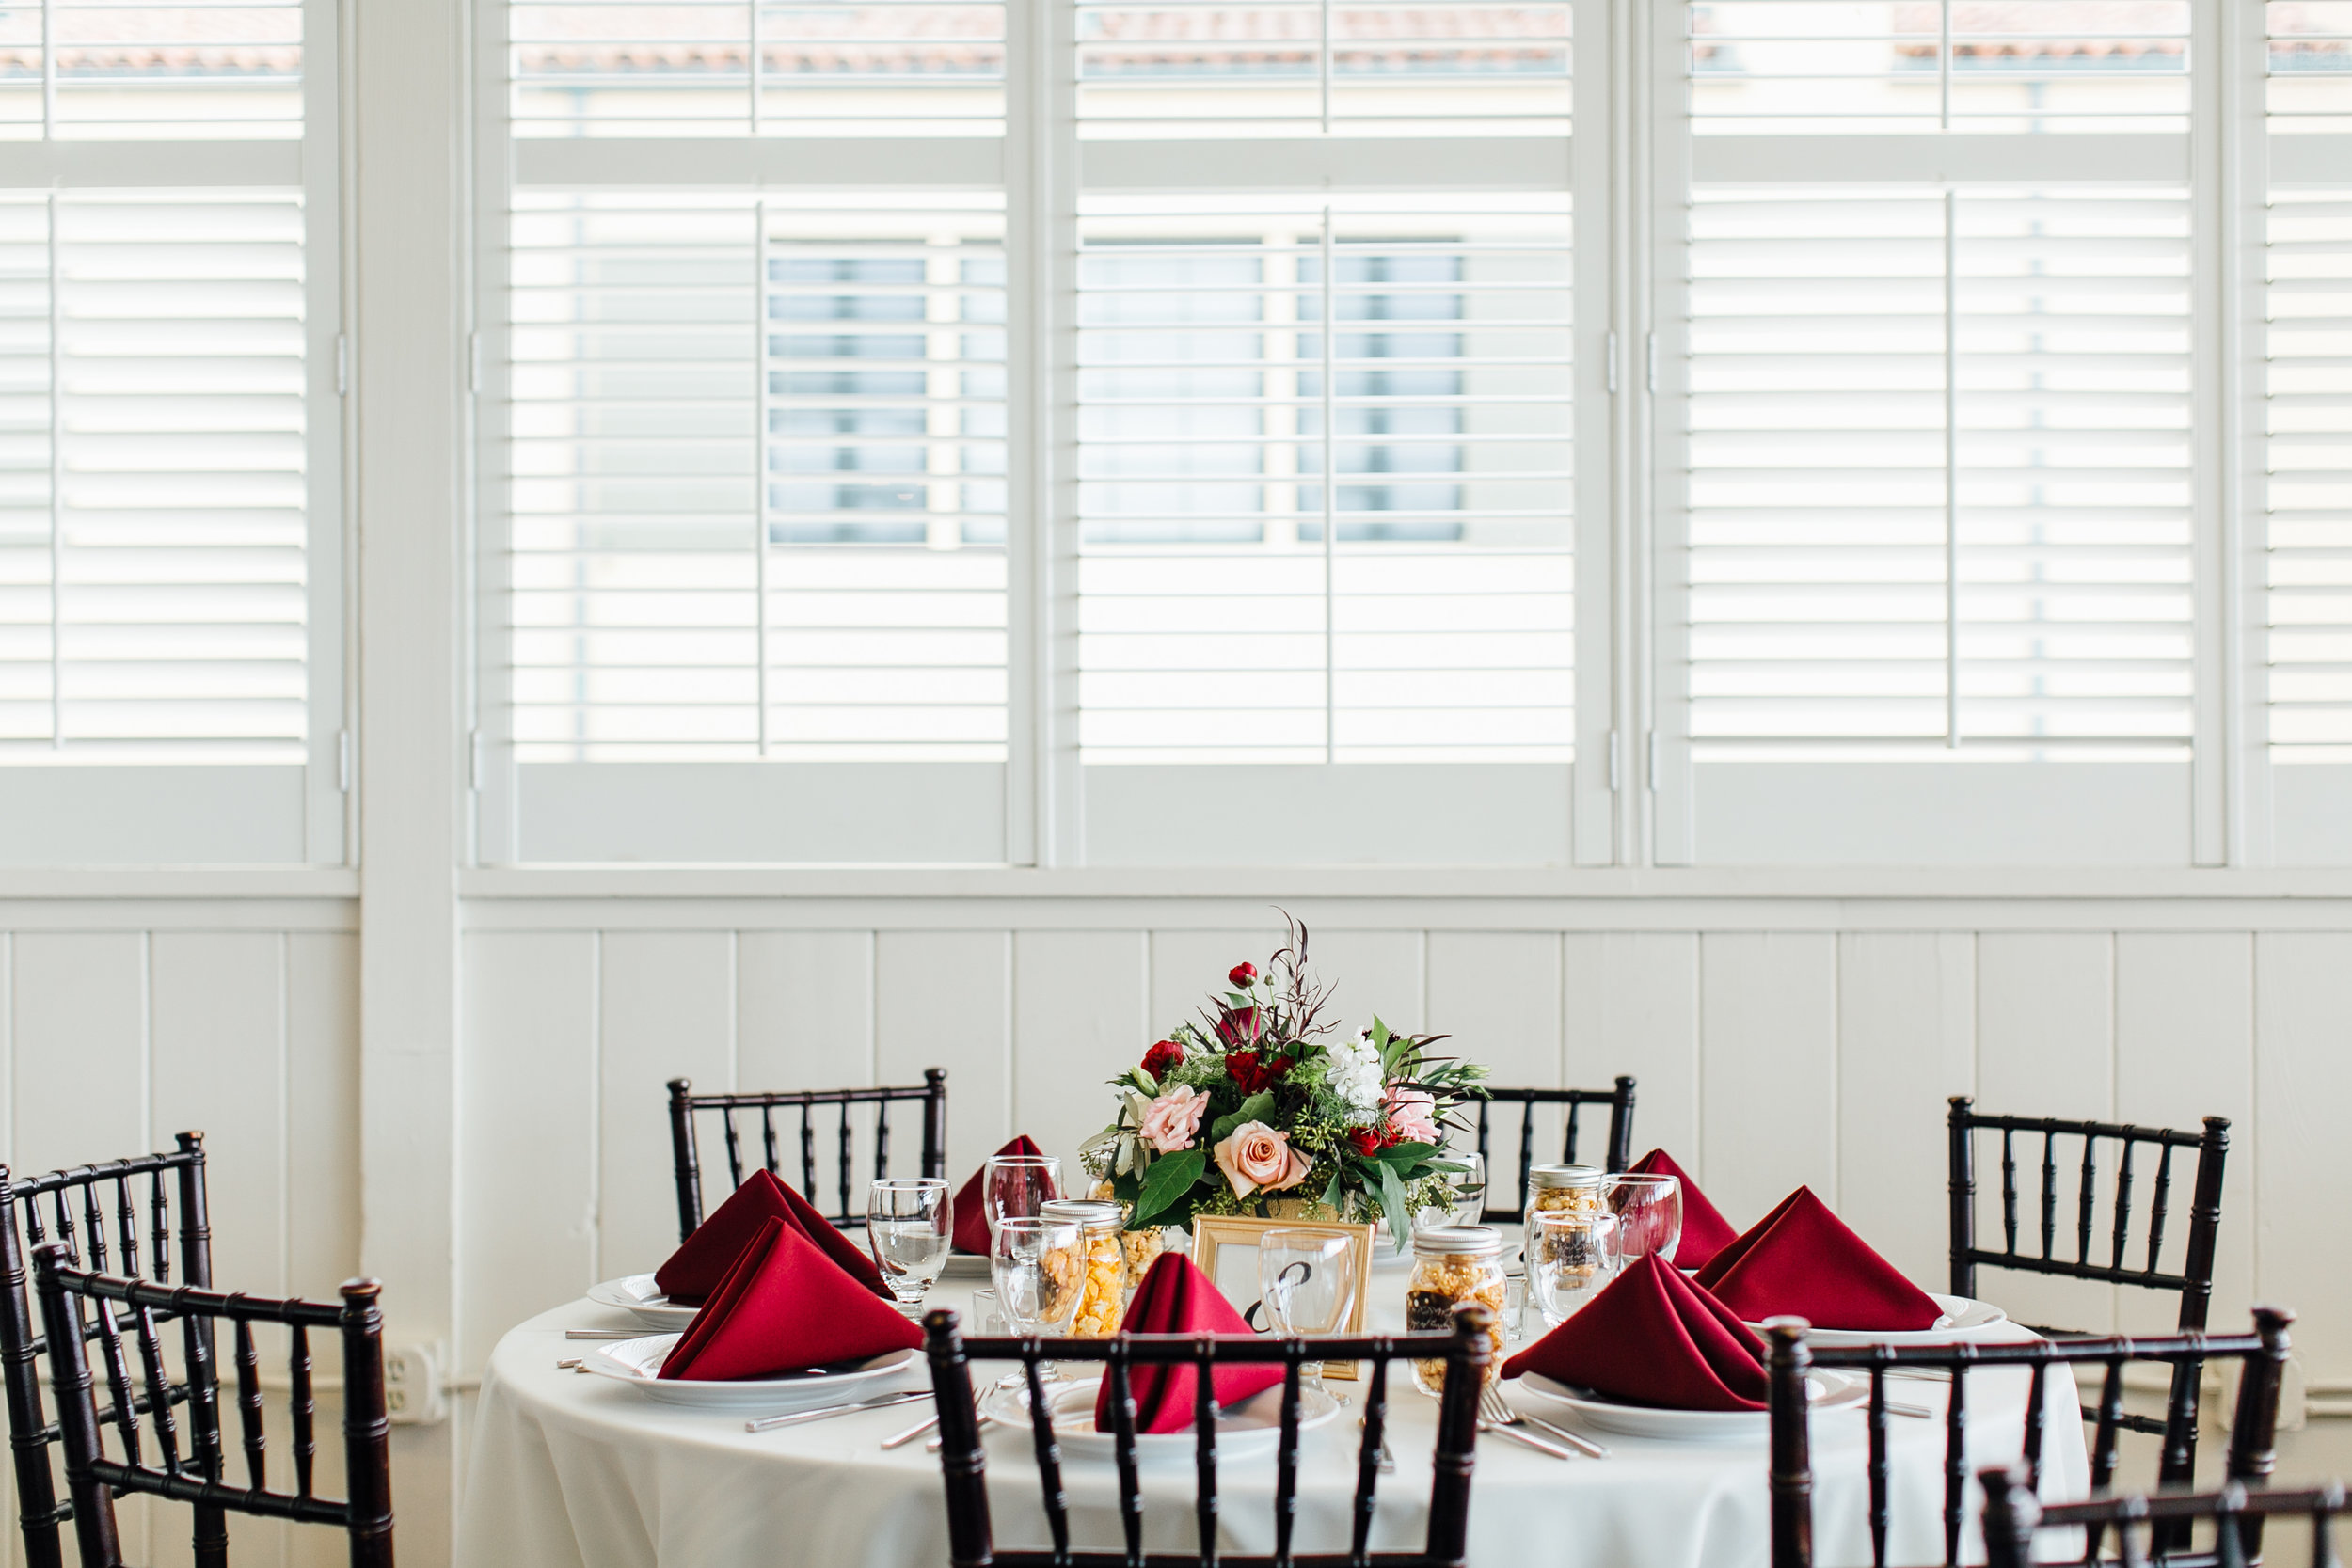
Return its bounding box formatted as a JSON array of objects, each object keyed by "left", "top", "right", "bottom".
[{"left": 1406, "top": 1247, "right": 1507, "bottom": 1394}]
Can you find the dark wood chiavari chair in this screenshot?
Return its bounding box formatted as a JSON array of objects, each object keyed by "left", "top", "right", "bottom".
[
  {"left": 29, "top": 1241, "right": 394, "bottom": 1568},
  {"left": 1471, "top": 1076, "right": 1636, "bottom": 1223},
  {"left": 0, "top": 1133, "right": 213, "bottom": 1568},
  {"left": 1763, "top": 1307, "right": 2294, "bottom": 1568},
  {"left": 1947, "top": 1097, "right": 2231, "bottom": 1454},
  {"left": 667, "top": 1069, "right": 948, "bottom": 1241},
  {"left": 1982, "top": 1466, "right": 2346, "bottom": 1568},
  {"left": 924, "top": 1304, "right": 1494, "bottom": 1568}
]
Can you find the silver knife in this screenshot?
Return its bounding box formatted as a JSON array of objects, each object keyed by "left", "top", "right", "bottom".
[
  {"left": 1508, "top": 1407, "right": 1612, "bottom": 1460},
  {"left": 565, "top": 1328, "right": 652, "bottom": 1340},
  {"left": 1478, "top": 1419, "right": 1576, "bottom": 1460},
  {"left": 743, "top": 1389, "right": 931, "bottom": 1433}
]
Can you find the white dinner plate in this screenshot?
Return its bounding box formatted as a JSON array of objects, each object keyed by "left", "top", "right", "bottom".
[
  {"left": 585, "top": 1275, "right": 702, "bottom": 1332},
  {"left": 1512, "top": 1368, "right": 1867, "bottom": 1442},
  {"left": 1745, "top": 1294, "right": 2009, "bottom": 1347},
  {"left": 580, "top": 1337, "right": 922, "bottom": 1412},
  {"left": 978, "top": 1374, "right": 1342, "bottom": 1462}
]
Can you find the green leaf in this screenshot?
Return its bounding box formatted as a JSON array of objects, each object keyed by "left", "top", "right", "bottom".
[
  {"left": 1208, "top": 1090, "right": 1276, "bottom": 1147},
  {"left": 1319, "top": 1163, "right": 1342, "bottom": 1212},
  {"left": 1377, "top": 1160, "right": 1413, "bottom": 1250},
  {"left": 1130, "top": 1148, "right": 1207, "bottom": 1229},
  {"left": 1377, "top": 1140, "right": 1438, "bottom": 1166}
]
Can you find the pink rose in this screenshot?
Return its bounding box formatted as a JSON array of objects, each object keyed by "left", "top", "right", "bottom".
[
  {"left": 1383, "top": 1086, "right": 1440, "bottom": 1147},
  {"left": 1138, "top": 1085, "right": 1209, "bottom": 1154},
  {"left": 1212, "top": 1121, "right": 1311, "bottom": 1200}
]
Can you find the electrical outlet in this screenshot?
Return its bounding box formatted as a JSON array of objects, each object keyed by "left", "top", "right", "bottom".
[{"left": 384, "top": 1341, "right": 448, "bottom": 1427}]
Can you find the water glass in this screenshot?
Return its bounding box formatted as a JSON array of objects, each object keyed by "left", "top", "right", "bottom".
[
  {"left": 1258, "top": 1228, "right": 1358, "bottom": 1386},
  {"left": 1528, "top": 1210, "right": 1621, "bottom": 1330},
  {"left": 866, "top": 1177, "right": 951, "bottom": 1314},
  {"left": 1449, "top": 1151, "right": 1488, "bottom": 1225},
  {"left": 992, "top": 1216, "right": 1084, "bottom": 1340},
  {"left": 984, "top": 1154, "right": 1062, "bottom": 1240},
  {"left": 1603, "top": 1172, "right": 1683, "bottom": 1267}
]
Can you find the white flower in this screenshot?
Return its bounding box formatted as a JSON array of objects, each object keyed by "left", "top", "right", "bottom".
[{"left": 1328, "top": 1031, "right": 1387, "bottom": 1126}]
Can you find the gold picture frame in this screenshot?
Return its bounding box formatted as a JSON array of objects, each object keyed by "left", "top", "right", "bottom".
[{"left": 1188, "top": 1215, "right": 1376, "bottom": 1381}]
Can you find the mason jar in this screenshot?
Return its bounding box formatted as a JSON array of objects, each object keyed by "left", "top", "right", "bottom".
[
  {"left": 1405, "top": 1225, "right": 1507, "bottom": 1396},
  {"left": 1041, "top": 1198, "right": 1128, "bottom": 1338},
  {"left": 1525, "top": 1164, "right": 1605, "bottom": 1222}
]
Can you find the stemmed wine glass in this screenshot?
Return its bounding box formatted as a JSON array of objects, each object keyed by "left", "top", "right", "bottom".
[
  {"left": 993, "top": 1215, "right": 1083, "bottom": 1384},
  {"left": 983, "top": 1154, "right": 1062, "bottom": 1242},
  {"left": 1602, "top": 1172, "right": 1683, "bottom": 1267},
  {"left": 1449, "top": 1151, "right": 1488, "bottom": 1226},
  {"left": 866, "top": 1177, "right": 951, "bottom": 1315},
  {"left": 1528, "top": 1209, "right": 1621, "bottom": 1330},
  {"left": 1257, "top": 1228, "right": 1358, "bottom": 1390}
]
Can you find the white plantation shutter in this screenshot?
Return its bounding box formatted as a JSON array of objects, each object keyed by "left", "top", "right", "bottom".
[
  {"left": 2265, "top": 2, "right": 2352, "bottom": 860},
  {"left": 1656, "top": 0, "right": 2205, "bottom": 865},
  {"left": 502, "top": 192, "right": 1010, "bottom": 860},
  {"left": 0, "top": 0, "right": 336, "bottom": 864}
]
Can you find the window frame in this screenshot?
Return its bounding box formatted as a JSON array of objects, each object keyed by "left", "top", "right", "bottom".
[{"left": 0, "top": 0, "right": 347, "bottom": 866}]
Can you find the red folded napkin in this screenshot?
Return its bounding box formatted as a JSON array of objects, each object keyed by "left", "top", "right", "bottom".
[
  {"left": 1693, "top": 1185, "right": 1942, "bottom": 1332},
  {"left": 656, "top": 1168, "right": 891, "bottom": 1305},
  {"left": 1501, "top": 1252, "right": 1768, "bottom": 1411},
  {"left": 949, "top": 1134, "right": 1047, "bottom": 1255},
  {"left": 1092, "top": 1253, "right": 1284, "bottom": 1433},
  {"left": 1628, "top": 1148, "right": 1740, "bottom": 1271},
  {"left": 658, "top": 1215, "right": 922, "bottom": 1381}
]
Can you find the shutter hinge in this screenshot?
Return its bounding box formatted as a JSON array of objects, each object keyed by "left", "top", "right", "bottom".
[
  {"left": 336, "top": 729, "right": 352, "bottom": 794},
  {"left": 334, "top": 334, "right": 348, "bottom": 398},
  {"left": 468, "top": 729, "right": 485, "bottom": 792},
  {"left": 1605, "top": 331, "right": 1620, "bottom": 397},
  {"left": 1607, "top": 730, "right": 1622, "bottom": 793},
  {"left": 1646, "top": 729, "right": 1659, "bottom": 792},
  {"left": 1645, "top": 333, "right": 1659, "bottom": 395},
  {"left": 467, "top": 332, "right": 482, "bottom": 395}
]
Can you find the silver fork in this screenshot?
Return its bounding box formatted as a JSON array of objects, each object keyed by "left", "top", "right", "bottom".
[{"left": 1480, "top": 1386, "right": 1609, "bottom": 1459}]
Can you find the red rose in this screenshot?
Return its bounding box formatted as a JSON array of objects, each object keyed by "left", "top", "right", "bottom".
[
  {"left": 1347, "top": 1126, "right": 1387, "bottom": 1158},
  {"left": 1141, "top": 1039, "right": 1184, "bottom": 1079},
  {"left": 1224, "top": 1048, "right": 1292, "bottom": 1096},
  {"left": 1229, "top": 962, "right": 1258, "bottom": 988},
  {"left": 1215, "top": 1005, "right": 1263, "bottom": 1049}
]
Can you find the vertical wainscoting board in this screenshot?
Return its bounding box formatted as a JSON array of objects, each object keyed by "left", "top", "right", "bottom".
[{"left": 1699, "top": 933, "right": 1838, "bottom": 1227}]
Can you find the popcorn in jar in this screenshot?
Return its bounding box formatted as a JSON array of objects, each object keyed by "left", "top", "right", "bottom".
[
  {"left": 1404, "top": 1225, "right": 1507, "bottom": 1396},
  {"left": 1089, "top": 1180, "right": 1166, "bottom": 1291},
  {"left": 1042, "top": 1199, "right": 1128, "bottom": 1338},
  {"left": 1525, "top": 1164, "right": 1604, "bottom": 1222}
]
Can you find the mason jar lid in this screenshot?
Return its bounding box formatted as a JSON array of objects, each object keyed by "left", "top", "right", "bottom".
[
  {"left": 1040, "top": 1199, "right": 1123, "bottom": 1231},
  {"left": 1528, "top": 1164, "right": 1604, "bottom": 1190},
  {"left": 1412, "top": 1224, "right": 1502, "bottom": 1258}
]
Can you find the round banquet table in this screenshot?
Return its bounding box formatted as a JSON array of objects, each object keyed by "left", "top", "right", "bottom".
[{"left": 455, "top": 1275, "right": 2089, "bottom": 1568}]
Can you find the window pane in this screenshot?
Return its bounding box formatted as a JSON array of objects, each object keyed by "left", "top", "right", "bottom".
[
  {"left": 1684, "top": 185, "right": 2193, "bottom": 757},
  {"left": 1076, "top": 194, "right": 1571, "bottom": 763},
  {"left": 509, "top": 193, "right": 1007, "bottom": 762},
  {"left": 512, "top": 0, "right": 1005, "bottom": 136},
  {"left": 1075, "top": 0, "right": 1569, "bottom": 137},
  {"left": 2269, "top": 0, "right": 2352, "bottom": 131},
  {"left": 1690, "top": 0, "right": 2190, "bottom": 135},
  {"left": 0, "top": 192, "right": 308, "bottom": 761}
]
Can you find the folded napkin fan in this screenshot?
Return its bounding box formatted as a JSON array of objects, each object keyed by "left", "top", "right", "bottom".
[
  {"left": 1501, "top": 1252, "right": 1767, "bottom": 1411},
  {"left": 1627, "top": 1148, "right": 1740, "bottom": 1272},
  {"left": 656, "top": 1168, "right": 892, "bottom": 1306},
  {"left": 1093, "top": 1253, "right": 1285, "bottom": 1433},
  {"left": 1693, "top": 1185, "right": 1943, "bottom": 1333},
  {"left": 658, "top": 1215, "right": 922, "bottom": 1381},
  {"left": 949, "top": 1134, "right": 1047, "bottom": 1255}
]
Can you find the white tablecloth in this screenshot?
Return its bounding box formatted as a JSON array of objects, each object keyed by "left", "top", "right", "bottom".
[{"left": 456, "top": 1277, "right": 2088, "bottom": 1568}]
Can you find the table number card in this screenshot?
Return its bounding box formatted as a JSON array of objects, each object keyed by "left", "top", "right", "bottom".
[{"left": 1190, "top": 1216, "right": 1375, "bottom": 1381}]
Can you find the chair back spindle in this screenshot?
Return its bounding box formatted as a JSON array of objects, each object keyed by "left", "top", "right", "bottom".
[
  {"left": 1982, "top": 1466, "right": 2348, "bottom": 1568},
  {"left": 923, "top": 1304, "right": 1493, "bottom": 1568},
  {"left": 669, "top": 1070, "right": 948, "bottom": 1240}
]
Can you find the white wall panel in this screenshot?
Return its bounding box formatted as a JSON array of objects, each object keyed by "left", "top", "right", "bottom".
[
  {"left": 1428, "top": 931, "right": 1567, "bottom": 1186},
  {"left": 2253, "top": 932, "right": 2352, "bottom": 1383},
  {"left": 1148, "top": 928, "right": 1283, "bottom": 1042},
  {"left": 1699, "top": 933, "right": 1837, "bottom": 1227},
  {"left": 288, "top": 931, "right": 362, "bottom": 1295},
  {"left": 1836, "top": 933, "right": 1975, "bottom": 1289},
  {"left": 151, "top": 933, "right": 287, "bottom": 1294},
  {"left": 876, "top": 933, "right": 1009, "bottom": 1180},
  {"left": 459, "top": 931, "right": 596, "bottom": 1377},
  {"left": 600, "top": 932, "right": 735, "bottom": 1277},
  {"left": 1303, "top": 930, "right": 1426, "bottom": 1038},
  {"left": 1973, "top": 932, "right": 2117, "bottom": 1334},
  {"left": 1564, "top": 932, "right": 1700, "bottom": 1165},
  {"left": 738, "top": 931, "right": 876, "bottom": 1092},
  {"left": 1013, "top": 930, "right": 1148, "bottom": 1171},
  {"left": 2113, "top": 933, "right": 2254, "bottom": 1335},
  {"left": 13, "top": 933, "right": 147, "bottom": 1178}
]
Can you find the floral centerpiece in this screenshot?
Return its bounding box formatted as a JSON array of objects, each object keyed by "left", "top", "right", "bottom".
[{"left": 1080, "top": 922, "right": 1487, "bottom": 1249}]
